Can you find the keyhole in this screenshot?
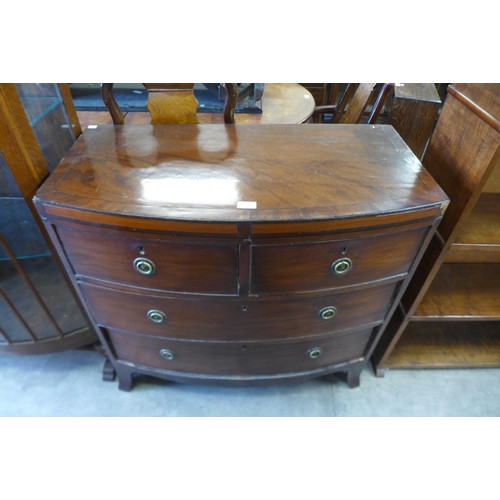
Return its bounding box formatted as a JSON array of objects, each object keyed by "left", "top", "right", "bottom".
[
  {"left": 242, "top": 305, "right": 247, "bottom": 312},
  {"left": 342, "top": 246, "right": 348, "bottom": 255},
  {"left": 138, "top": 246, "right": 145, "bottom": 255}
]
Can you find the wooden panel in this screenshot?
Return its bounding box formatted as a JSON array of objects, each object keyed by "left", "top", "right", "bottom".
[
  {"left": 414, "top": 263, "right": 500, "bottom": 319},
  {"left": 382, "top": 321, "right": 500, "bottom": 369},
  {"left": 445, "top": 192, "right": 500, "bottom": 262},
  {"left": 147, "top": 89, "right": 199, "bottom": 125},
  {"left": 251, "top": 226, "right": 427, "bottom": 294},
  {"left": 445, "top": 245, "right": 500, "bottom": 263},
  {"left": 57, "top": 226, "right": 239, "bottom": 295},
  {"left": 422, "top": 86, "right": 500, "bottom": 244},
  {"left": 452, "top": 192, "right": 500, "bottom": 245},
  {"left": 108, "top": 327, "right": 373, "bottom": 376},
  {"left": 483, "top": 162, "right": 500, "bottom": 193},
  {"left": 79, "top": 280, "right": 397, "bottom": 340},
  {"left": 387, "top": 83, "right": 441, "bottom": 159},
  {"left": 58, "top": 83, "right": 82, "bottom": 138}
]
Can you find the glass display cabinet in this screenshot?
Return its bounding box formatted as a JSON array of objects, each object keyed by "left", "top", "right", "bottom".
[{"left": 0, "top": 83, "right": 97, "bottom": 354}]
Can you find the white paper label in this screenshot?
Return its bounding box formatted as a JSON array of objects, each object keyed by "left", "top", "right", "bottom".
[{"left": 237, "top": 201, "right": 257, "bottom": 209}]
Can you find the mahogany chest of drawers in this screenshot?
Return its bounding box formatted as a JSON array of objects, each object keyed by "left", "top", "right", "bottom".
[{"left": 34, "top": 124, "right": 448, "bottom": 390}]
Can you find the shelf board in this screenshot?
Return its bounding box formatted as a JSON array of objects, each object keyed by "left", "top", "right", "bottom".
[
  {"left": 453, "top": 192, "right": 500, "bottom": 245},
  {"left": 381, "top": 321, "right": 500, "bottom": 369},
  {"left": 413, "top": 263, "right": 500, "bottom": 319},
  {"left": 445, "top": 193, "right": 500, "bottom": 262}
]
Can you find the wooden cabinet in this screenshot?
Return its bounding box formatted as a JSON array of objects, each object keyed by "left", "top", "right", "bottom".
[
  {"left": 34, "top": 124, "right": 448, "bottom": 390},
  {"left": 372, "top": 84, "right": 500, "bottom": 372},
  {"left": 0, "top": 83, "right": 96, "bottom": 354}
]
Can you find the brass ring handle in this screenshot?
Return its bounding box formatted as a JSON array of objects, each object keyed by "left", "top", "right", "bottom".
[
  {"left": 318, "top": 306, "right": 337, "bottom": 320},
  {"left": 133, "top": 257, "right": 156, "bottom": 275},
  {"left": 307, "top": 347, "right": 322, "bottom": 359},
  {"left": 159, "top": 349, "right": 175, "bottom": 360},
  {"left": 331, "top": 257, "right": 352, "bottom": 276},
  {"left": 147, "top": 310, "right": 167, "bottom": 323}
]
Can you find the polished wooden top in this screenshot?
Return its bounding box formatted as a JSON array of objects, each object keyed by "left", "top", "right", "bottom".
[{"left": 36, "top": 124, "right": 448, "bottom": 226}]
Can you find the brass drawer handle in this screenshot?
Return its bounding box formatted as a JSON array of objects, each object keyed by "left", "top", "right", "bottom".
[
  {"left": 307, "top": 347, "right": 322, "bottom": 359},
  {"left": 331, "top": 257, "right": 352, "bottom": 276},
  {"left": 318, "top": 306, "right": 337, "bottom": 320},
  {"left": 159, "top": 349, "right": 175, "bottom": 360},
  {"left": 133, "top": 257, "right": 156, "bottom": 275},
  {"left": 147, "top": 310, "right": 167, "bottom": 323}
]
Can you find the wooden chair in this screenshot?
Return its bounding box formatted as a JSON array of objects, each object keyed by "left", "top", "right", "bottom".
[
  {"left": 312, "top": 83, "right": 394, "bottom": 124},
  {"left": 101, "top": 83, "right": 239, "bottom": 125}
]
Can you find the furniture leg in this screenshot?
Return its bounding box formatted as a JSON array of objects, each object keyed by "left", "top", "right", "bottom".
[
  {"left": 346, "top": 364, "right": 363, "bottom": 388},
  {"left": 102, "top": 358, "right": 116, "bottom": 381},
  {"left": 116, "top": 366, "right": 134, "bottom": 391}
]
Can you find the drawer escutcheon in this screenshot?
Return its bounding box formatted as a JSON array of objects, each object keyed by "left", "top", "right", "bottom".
[
  {"left": 147, "top": 310, "right": 167, "bottom": 324},
  {"left": 331, "top": 257, "right": 353, "bottom": 276},
  {"left": 133, "top": 257, "right": 156, "bottom": 275}
]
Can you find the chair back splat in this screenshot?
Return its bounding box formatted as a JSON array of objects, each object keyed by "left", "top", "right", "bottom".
[
  {"left": 101, "top": 83, "right": 238, "bottom": 125},
  {"left": 313, "top": 83, "right": 394, "bottom": 124}
]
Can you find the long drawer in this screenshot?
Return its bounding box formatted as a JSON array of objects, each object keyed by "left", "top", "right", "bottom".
[
  {"left": 108, "top": 327, "right": 374, "bottom": 376},
  {"left": 250, "top": 226, "right": 428, "bottom": 293},
  {"left": 79, "top": 280, "right": 398, "bottom": 341},
  {"left": 57, "top": 226, "right": 239, "bottom": 294}
]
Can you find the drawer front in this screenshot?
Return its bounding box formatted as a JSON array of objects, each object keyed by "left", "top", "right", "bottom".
[
  {"left": 57, "top": 227, "right": 239, "bottom": 294},
  {"left": 80, "top": 280, "right": 397, "bottom": 341},
  {"left": 250, "top": 226, "right": 428, "bottom": 293},
  {"left": 108, "top": 328, "right": 374, "bottom": 376}
]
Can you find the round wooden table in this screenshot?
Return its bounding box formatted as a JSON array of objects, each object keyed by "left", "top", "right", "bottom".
[
  {"left": 77, "top": 84, "right": 315, "bottom": 128},
  {"left": 197, "top": 83, "right": 315, "bottom": 124}
]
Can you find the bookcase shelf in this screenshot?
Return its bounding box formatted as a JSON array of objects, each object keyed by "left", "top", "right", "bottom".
[{"left": 372, "top": 84, "right": 500, "bottom": 373}]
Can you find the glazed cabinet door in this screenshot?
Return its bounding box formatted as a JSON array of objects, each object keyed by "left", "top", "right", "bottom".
[{"left": 0, "top": 83, "right": 96, "bottom": 354}]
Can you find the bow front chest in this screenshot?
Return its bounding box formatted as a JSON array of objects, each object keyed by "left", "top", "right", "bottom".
[{"left": 34, "top": 124, "right": 448, "bottom": 390}]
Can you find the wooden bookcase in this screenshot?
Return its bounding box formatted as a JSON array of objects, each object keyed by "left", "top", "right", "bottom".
[{"left": 372, "top": 83, "right": 500, "bottom": 372}]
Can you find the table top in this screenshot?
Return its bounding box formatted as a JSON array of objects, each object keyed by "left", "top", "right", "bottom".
[
  {"left": 36, "top": 124, "right": 448, "bottom": 229},
  {"left": 196, "top": 83, "right": 315, "bottom": 124}
]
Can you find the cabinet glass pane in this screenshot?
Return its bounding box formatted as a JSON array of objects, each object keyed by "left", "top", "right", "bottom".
[
  {"left": 0, "top": 197, "right": 51, "bottom": 260},
  {"left": 0, "top": 258, "right": 60, "bottom": 341},
  {"left": 0, "top": 152, "right": 22, "bottom": 197},
  {"left": 0, "top": 161, "right": 86, "bottom": 341},
  {"left": 15, "top": 83, "right": 75, "bottom": 172}
]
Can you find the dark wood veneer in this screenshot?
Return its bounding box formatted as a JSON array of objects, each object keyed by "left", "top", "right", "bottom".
[{"left": 34, "top": 124, "right": 448, "bottom": 390}]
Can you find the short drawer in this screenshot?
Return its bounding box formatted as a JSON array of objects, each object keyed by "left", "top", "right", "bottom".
[
  {"left": 80, "top": 280, "right": 397, "bottom": 341},
  {"left": 57, "top": 226, "right": 239, "bottom": 294},
  {"left": 107, "top": 327, "right": 374, "bottom": 376},
  {"left": 250, "top": 226, "right": 428, "bottom": 293}
]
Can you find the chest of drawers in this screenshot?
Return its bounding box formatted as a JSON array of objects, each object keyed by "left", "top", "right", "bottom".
[{"left": 34, "top": 124, "right": 448, "bottom": 391}]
